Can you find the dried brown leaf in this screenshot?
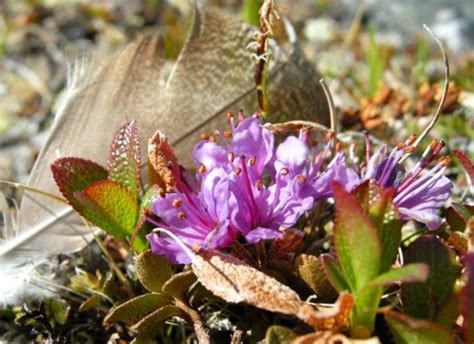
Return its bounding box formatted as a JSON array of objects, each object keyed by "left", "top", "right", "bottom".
[
  {"left": 291, "top": 331, "right": 379, "bottom": 344},
  {"left": 192, "top": 250, "right": 353, "bottom": 331},
  {"left": 148, "top": 130, "right": 179, "bottom": 193}
]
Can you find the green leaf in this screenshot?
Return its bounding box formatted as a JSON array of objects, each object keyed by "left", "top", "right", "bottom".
[
  {"left": 401, "top": 236, "right": 462, "bottom": 320},
  {"left": 131, "top": 305, "right": 186, "bottom": 342},
  {"left": 435, "top": 293, "right": 459, "bottom": 330},
  {"left": 385, "top": 311, "right": 454, "bottom": 344},
  {"left": 264, "top": 325, "right": 297, "bottom": 344},
  {"left": 367, "top": 264, "right": 429, "bottom": 288},
  {"left": 162, "top": 270, "right": 197, "bottom": 301},
  {"left": 103, "top": 293, "right": 172, "bottom": 326},
  {"left": 136, "top": 250, "right": 173, "bottom": 293},
  {"left": 107, "top": 121, "right": 141, "bottom": 200},
  {"left": 75, "top": 180, "right": 139, "bottom": 244},
  {"left": 47, "top": 299, "right": 71, "bottom": 326},
  {"left": 368, "top": 186, "right": 402, "bottom": 273},
  {"left": 131, "top": 185, "right": 162, "bottom": 249},
  {"left": 294, "top": 254, "right": 337, "bottom": 300},
  {"left": 461, "top": 253, "right": 474, "bottom": 343},
  {"left": 51, "top": 157, "right": 108, "bottom": 209},
  {"left": 332, "top": 182, "right": 381, "bottom": 292},
  {"left": 321, "top": 254, "right": 350, "bottom": 293}
]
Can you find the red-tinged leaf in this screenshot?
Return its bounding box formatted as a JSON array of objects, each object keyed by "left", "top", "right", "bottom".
[
  {"left": 454, "top": 149, "right": 474, "bottom": 183},
  {"left": 351, "top": 180, "right": 371, "bottom": 212},
  {"left": 385, "top": 311, "right": 454, "bottom": 344},
  {"left": 192, "top": 250, "right": 352, "bottom": 331},
  {"left": 332, "top": 182, "right": 381, "bottom": 292},
  {"left": 148, "top": 130, "right": 179, "bottom": 193},
  {"left": 74, "top": 180, "right": 140, "bottom": 246},
  {"left": 401, "top": 236, "right": 462, "bottom": 320},
  {"left": 108, "top": 121, "right": 141, "bottom": 199},
  {"left": 446, "top": 203, "right": 474, "bottom": 232},
  {"left": 291, "top": 331, "right": 379, "bottom": 344},
  {"left": 461, "top": 253, "right": 474, "bottom": 343},
  {"left": 321, "top": 254, "right": 350, "bottom": 293},
  {"left": 51, "top": 157, "right": 108, "bottom": 208},
  {"left": 366, "top": 264, "right": 429, "bottom": 288},
  {"left": 267, "top": 228, "right": 304, "bottom": 261},
  {"left": 301, "top": 292, "right": 354, "bottom": 331}
]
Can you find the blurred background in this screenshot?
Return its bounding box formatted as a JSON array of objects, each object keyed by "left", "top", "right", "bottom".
[{"left": 0, "top": 0, "right": 473, "bottom": 185}]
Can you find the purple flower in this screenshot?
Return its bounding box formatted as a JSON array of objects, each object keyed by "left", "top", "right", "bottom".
[
  {"left": 147, "top": 114, "right": 336, "bottom": 262},
  {"left": 331, "top": 138, "right": 452, "bottom": 230},
  {"left": 147, "top": 167, "right": 237, "bottom": 264}
]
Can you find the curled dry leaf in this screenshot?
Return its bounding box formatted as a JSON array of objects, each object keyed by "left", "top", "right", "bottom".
[
  {"left": 192, "top": 250, "right": 353, "bottom": 331},
  {"left": 148, "top": 130, "right": 179, "bottom": 193},
  {"left": 291, "top": 331, "right": 379, "bottom": 344}
]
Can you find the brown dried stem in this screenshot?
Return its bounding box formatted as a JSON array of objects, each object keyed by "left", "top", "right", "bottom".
[
  {"left": 319, "top": 78, "right": 337, "bottom": 135},
  {"left": 401, "top": 24, "right": 449, "bottom": 162},
  {"left": 254, "top": 0, "right": 276, "bottom": 117}
]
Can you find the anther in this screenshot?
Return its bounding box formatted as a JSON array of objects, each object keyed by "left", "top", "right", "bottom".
[
  {"left": 406, "top": 134, "right": 417, "bottom": 145},
  {"left": 430, "top": 139, "right": 438, "bottom": 149},
  {"left": 200, "top": 134, "right": 210, "bottom": 141},
  {"left": 198, "top": 165, "right": 206, "bottom": 175},
  {"left": 297, "top": 175, "right": 306, "bottom": 183},
  {"left": 255, "top": 180, "right": 263, "bottom": 190},
  {"left": 228, "top": 152, "right": 235, "bottom": 162},
  {"left": 405, "top": 146, "right": 416, "bottom": 153},
  {"left": 172, "top": 199, "right": 182, "bottom": 207},
  {"left": 178, "top": 212, "right": 186, "bottom": 220},
  {"left": 227, "top": 112, "right": 234, "bottom": 121},
  {"left": 223, "top": 130, "right": 233, "bottom": 138},
  {"left": 325, "top": 131, "right": 336, "bottom": 141},
  {"left": 336, "top": 142, "right": 343, "bottom": 152},
  {"left": 280, "top": 167, "right": 289, "bottom": 176},
  {"left": 397, "top": 142, "right": 405, "bottom": 150},
  {"left": 249, "top": 156, "right": 257, "bottom": 166},
  {"left": 209, "top": 135, "right": 217, "bottom": 142},
  {"left": 234, "top": 167, "right": 242, "bottom": 175},
  {"left": 192, "top": 243, "right": 202, "bottom": 253}
]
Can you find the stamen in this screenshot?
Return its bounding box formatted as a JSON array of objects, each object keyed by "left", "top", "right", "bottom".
[
  {"left": 227, "top": 112, "right": 234, "bottom": 121},
  {"left": 234, "top": 167, "right": 242, "bottom": 175},
  {"left": 406, "top": 135, "right": 417, "bottom": 146},
  {"left": 223, "top": 130, "right": 233, "bottom": 138},
  {"left": 172, "top": 199, "right": 182, "bottom": 207},
  {"left": 280, "top": 167, "right": 289, "bottom": 175},
  {"left": 198, "top": 165, "right": 206, "bottom": 175},
  {"left": 192, "top": 243, "right": 202, "bottom": 253},
  {"left": 249, "top": 156, "right": 257, "bottom": 166},
  {"left": 364, "top": 130, "right": 371, "bottom": 164},
  {"left": 255, "top": 180, "right": 263, "bottom": 190},
  {"left": 178, "top": 212, "right": 186, "bottom": 220},
  {"left": 200, "top": 134, "right": 210, "bottom": 141},
  {"left": 405, "top": 146, "right": 416, "bottom": 153},
  {"left": 297, "top": 175, "right": 306, "bottom": 183},
  {"left": 238, "top": 109, "right": 245, "bottom": 122},
  {"left": 336, "top": 142, "right": 343, "bottom": 152},
  {"left": 209, "top": 135, "right": 216, "bottom": 142},
  {"left": 228, "top": 152, "right": 235, "bottom": 162}
]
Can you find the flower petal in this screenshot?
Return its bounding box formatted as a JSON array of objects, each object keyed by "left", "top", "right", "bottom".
[{"left": 245, "top": 227, "right": 283, "bottom": 243}]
